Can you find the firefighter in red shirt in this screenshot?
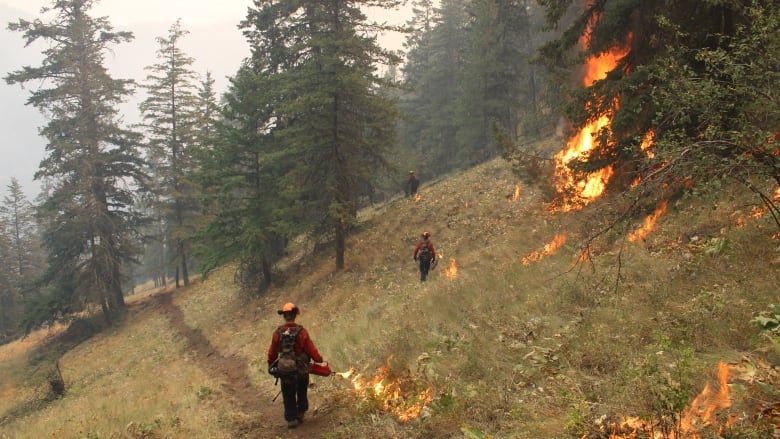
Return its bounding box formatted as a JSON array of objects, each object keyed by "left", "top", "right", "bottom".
[
  {"left": 413, "top": 231, "right": 436, "bottom": 282},
  {"left": 267, "top": 302, "right": 324, "bottom": 429}
]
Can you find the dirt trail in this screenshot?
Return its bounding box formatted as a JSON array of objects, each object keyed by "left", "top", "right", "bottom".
[{"left": 155, "top": 291, "right": 333, "bottom": 438}]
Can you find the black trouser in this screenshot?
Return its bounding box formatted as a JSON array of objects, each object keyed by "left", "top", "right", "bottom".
[
  {"left": 419, "top": 259, "right": 432, "bottom": 281},
  {"left": 280, "top": 374, "right": 309, "bottom": 421}
]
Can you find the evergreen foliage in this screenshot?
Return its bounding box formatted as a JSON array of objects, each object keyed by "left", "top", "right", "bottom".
[
  {"left": 224, "top": 0, "right": 401, "bottom": 272},
  {"left": 4, "top": 0, "right": 146, "bottom": 327},
  {"left": 456, "top": 0, "right": 538, "bottom": 162},
  {"left": 0, "top": 178, "right": 43, "bottom": 295},
  {"left": 196, "top": 62, "right": 288, "bottom": 294},
  {"left": 0, "top": 178, "right": 45, "bottom": 340},
  {"left": 0, "top": 213, "right": 17, "bottom": 341},
  {"left": 139, "top": 20, "right": 203, "bottom": 288},
  {"left": 399, "top": 0, "right": 551, "bottom": 178},
  {"left": 401, "top": 0, "right": 468, "bottom": 176}
]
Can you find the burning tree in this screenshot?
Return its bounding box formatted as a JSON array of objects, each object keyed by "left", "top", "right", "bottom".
[{"left": 532, "top": 0, "right": 780, "bottom": 227}]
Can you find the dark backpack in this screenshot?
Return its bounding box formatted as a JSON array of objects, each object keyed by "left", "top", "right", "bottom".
[
  {"left": 418, "top": 244, "right": 433, "bottom": 263},
  {"left": 275, "top": 326, "right": 309, "bottom": 377}
]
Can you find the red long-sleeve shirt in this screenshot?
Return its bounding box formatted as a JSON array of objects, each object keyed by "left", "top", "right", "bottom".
[
  {"left": 267, "top": 322, "right": 323, "bottom": 366},
  {"left": 413, "top": 240, "right": 436, "bottom": 260}
]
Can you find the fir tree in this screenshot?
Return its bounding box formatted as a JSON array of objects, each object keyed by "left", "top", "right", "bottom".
[
  {"left": 239, "top": 0, "right": 401, "bottom": 270},
  {"left": 139, "top": 20, "right": 202, "bottom": 288},
  {"left": 5, "top": 0, "right": 146, "bottom": 327},
  {"left": 0, "top": 178, "right": 43, "bottom": 296}
]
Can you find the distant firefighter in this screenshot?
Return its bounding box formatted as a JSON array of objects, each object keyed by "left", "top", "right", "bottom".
[
  {"left": 413, "top": 231, "right": 436, "bottom": 282},
  {"left": 406, "top": 170, "right": 420, "bottom": 197}
]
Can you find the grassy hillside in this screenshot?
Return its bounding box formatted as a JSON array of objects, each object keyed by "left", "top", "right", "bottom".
[{"left": 1, "top": 157, "right": 779, "bottom": 438}]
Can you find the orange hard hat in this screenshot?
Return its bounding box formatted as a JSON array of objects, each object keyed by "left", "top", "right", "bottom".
[
  {"left": 422, "top": 231, "right": 430, "bottom": 238},
  {"left": 277, "top": 302, "right": 299, "bottom": 315}
]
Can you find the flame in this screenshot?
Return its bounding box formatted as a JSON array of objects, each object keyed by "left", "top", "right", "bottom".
[
  {"left": 628, "top": 200, "right": 668, "bottom": 242},
  {"left": 679, "top": 362, "right": 732, "bottom": 434},
  {"left": 414, "top": 193, "right": 422, "bottom": 202},
  {"left": 509, "top": 184, "right": 521, "bottom": 202},
  {"left": 631, "top": 130, "right": 659, "bottom": 188},
  {"left": 522, "top": 233, "right": 567, "bottom": 264},
  {"left": 554, "top": 25, "right": 630, "bottom": 211},
  {"left": 444, "top": 258, "right": 458, "bottom": 279},
  {"left": 604, "top": 362, "right": 735, "bottom": 438},
  {"left": 640, "top": 129, "right": 655, "bottom": 159},
  {"left": 335, "top": 358, "right": 433, "bottom": 422},
  {"left": 555, "top": 115, "right": 615, "bottom": 211},
  {"left": 732, "top": 203, "right": 770, "bottom": 230}
]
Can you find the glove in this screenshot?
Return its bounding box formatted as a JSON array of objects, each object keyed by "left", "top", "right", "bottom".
[
  {"left": 413, "top": 257, "right": 417, "bottom": 262},
  {"left": 268, "top": 364, "right": 278, "bottom": 376}
]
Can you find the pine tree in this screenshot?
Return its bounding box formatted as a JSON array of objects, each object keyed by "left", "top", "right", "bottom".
[
  {"left": 0, "top": 215, "right": 18, "bottom": 341},
  {"left": 197, "top": 63, "right": 288, "bottom": 293},
  {"left": 240, "top": 0, "right": 401, "bottom": 270},
  {"left": 0, "top": 178, "right": 43, "bottom": 296},
  {"left": 139, "top": 20, "right": 202, "bottom": 288},
  {"left": 400, "top": 0, "right": 468, "bottom": 175},
  {"left": 455, "top": 0, "right": 536, "bottom": 163},
  {"left": 195, "top": 71, "right": 220, "bottom": 153},
  {"left": 5, "top": 0, "right": 146, "bottom": 327}
]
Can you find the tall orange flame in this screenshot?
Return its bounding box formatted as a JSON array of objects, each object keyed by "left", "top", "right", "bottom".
[{"left": 554, "top": 26, "right": 631, "bottom": 211}]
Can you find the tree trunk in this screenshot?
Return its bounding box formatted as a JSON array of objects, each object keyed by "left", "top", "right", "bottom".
[
  {"left": 262, "top": 257, "right": 272, "bottom": 289},
  {"left": 335, "top": 218, "right": 345, "bottom": 270},
  {"left": 180, "top": 242, "right": 189, "bottom": 287}
]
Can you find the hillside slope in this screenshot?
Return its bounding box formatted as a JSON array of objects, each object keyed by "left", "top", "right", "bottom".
[{"left": 1, "top": 157, "right": 779, "bottom": 438}]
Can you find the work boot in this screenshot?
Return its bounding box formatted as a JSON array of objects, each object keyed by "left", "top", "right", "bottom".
[
  {"left": 287, "top": 419, "right": 299, "bottom": 429},
  {"left": 297, "top": 412, "right": 305, "bottom": 423}
]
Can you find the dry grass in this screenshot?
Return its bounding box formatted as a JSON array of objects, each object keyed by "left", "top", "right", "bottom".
[{"left": 1, "top": 157, "right": 779, "bottom": 438}]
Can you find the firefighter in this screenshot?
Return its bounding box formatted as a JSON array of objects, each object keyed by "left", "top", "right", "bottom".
[
  {"left": 267, "top": 302, "right": 324, "bottom": 429},
  {"left": 406, "top": 170, "right": 420, "bottom": 197},
  {"left": 413, "top": 231, "right": 436, "bottom": 282}
]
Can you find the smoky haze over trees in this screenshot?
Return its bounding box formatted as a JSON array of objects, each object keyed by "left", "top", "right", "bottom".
[
  {"left": 398, "top": 0, "right": 551, "bottom": 178},
  {"left": 3, "top": 0, "right": 779, "bottom": 337},
  {"left": 139, "top": 20, "right": 205, "bottom": 290},
  {"left": 4, "top": 0, "right": 146, "bottom": 327},
  {"left": 0, "top": 178, "right": 43, "bottom": 341}
]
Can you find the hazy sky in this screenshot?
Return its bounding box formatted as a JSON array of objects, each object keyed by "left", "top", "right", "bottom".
[
  {"left": 2, "top": 0, "right": 254, "bottom": 26},
  {"left": 0, "top": 0, "right": 408, "bottom": 200}
]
